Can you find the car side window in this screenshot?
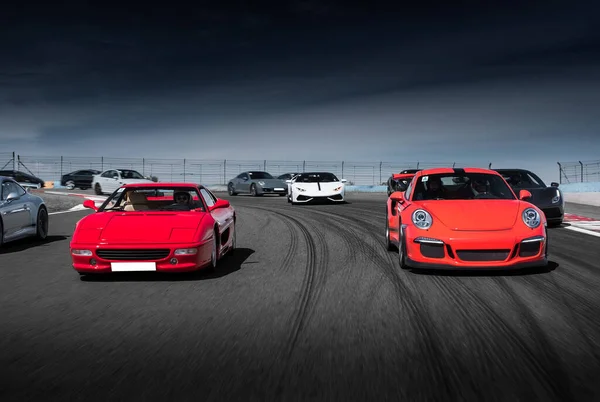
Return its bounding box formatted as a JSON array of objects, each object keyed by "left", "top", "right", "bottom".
[
  {"left": 1, "top": 182, "right": 10, "bottom": 200},
  {"left": 101, "top": 170, "right": 112, "bottom": 178},
  {"left": 200, "top": 189, "right": 216, "bottom": 207}
]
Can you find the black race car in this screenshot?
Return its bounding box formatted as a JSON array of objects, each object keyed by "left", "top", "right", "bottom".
[
  {"left": 386, "top": 169, "right": 421, "bottom": 196},
  {"left": 494, "top": 168, "right": 564, "bottom": 226},
  {"left": 60, "top": 169, "right": 101, "bottom": 190}
]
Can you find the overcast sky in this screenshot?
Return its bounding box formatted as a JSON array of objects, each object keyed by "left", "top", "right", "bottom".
[{"left": 1, "top": 1, "right": 599, "bottom": 182}]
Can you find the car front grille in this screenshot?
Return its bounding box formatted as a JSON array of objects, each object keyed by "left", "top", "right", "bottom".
[{"left": 96, "top": 249, "right": 171, "bottom": 261}]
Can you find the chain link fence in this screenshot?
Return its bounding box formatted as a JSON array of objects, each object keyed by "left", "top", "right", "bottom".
[
  {"left": 6, "top": 152, "right": 496, "bottom": 185},
  {"left": 557, "top": 160, "right": 600, "bottom": 184}
]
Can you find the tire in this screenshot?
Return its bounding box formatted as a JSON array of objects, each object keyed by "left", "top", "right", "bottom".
[
  {"left": 94, "top": 183, "right": 102, "bottom": 195},
  {"left": 228, "top": 183, "right": 237, "bottom": 196},
  {"left": 398, "top": 231, "right": 408, "bottom": 269},
  {"left": 36, "top": 207, "right": 49, "bottom": 240},
  {"left": 385, "top": 214, "right": 394, "bottom": 251},
  {"left": 250, "top": 184, "right": 257, "bottom": 197},
  {"left": 65, "top": 180, "right": 75, "bottom": 190},
  {"left": 0, "top": 219, "right": 4, "bottom": 247},
  {"left": 211, "top": 229, "right": 219, "bottom": 269},
  {"left": 228, "top": 223, "right": 236, "bottom": 256}
]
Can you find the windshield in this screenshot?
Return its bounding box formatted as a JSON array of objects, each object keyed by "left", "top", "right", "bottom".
[
  {"left": 99, "top": 187, "right": 205, "bottom": 212},
  {"left": 118, "top": 170, "right": 145, "bottom": 179},
  {"left": 248, "top": 171, "right": 273, "bottom": 179},
  {"left": 496, "top": 170, "right": 546, "bottom": 189},
  {"left": 412, "top": 172, "right": 516, "bottom": 200},
  {"left": 295, "top": 172, "right": 339, "bottom": 183}
]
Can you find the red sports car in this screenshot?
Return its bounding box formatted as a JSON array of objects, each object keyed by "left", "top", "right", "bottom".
[
  {"left": 70, "top": 183, "right": 236, "bottom": 275},
  {"left": 385, "top": 167, "right": 548, "bottom": 271}
]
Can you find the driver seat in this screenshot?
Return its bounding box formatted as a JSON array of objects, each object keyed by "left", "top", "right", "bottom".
[{"left": 124, "top": 192, "right": 150, "bottom": 211}]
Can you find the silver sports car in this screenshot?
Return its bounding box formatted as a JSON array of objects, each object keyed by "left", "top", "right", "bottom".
[{"left": 0, "top": 176, "right": 49, "bottom": 246}]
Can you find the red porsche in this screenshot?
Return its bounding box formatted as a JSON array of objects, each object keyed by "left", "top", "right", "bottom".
[
  {"left": 70, "top": 183, "right": 236, "bottom": 275},
  {"left": 385, "top": 167, "right": 548, "bottom": 271}
]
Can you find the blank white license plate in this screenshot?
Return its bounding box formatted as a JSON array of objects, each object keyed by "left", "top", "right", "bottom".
[
  {"left": 110, "top": 262, "right": 157, "bottom": 272},
  {"left": 275, "top": 188, "right": 284, "bottom": 191}
]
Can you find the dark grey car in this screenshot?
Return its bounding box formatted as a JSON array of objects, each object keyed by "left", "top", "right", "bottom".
[
  {"left": 1, "top": 176, "right": 49, "bottom": 246},
  {"left": 227, "top": 171, "right": 288, "bottom": 196},
  {"left": 494, "top": 168, "right": 564, "bottom": 226}
]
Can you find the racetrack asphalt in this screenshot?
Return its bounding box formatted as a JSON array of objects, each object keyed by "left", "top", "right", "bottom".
[{"left": 1, "top": 193, "right": 600, "bottom": 401}]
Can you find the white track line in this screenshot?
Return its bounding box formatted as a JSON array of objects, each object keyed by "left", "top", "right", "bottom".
[{"left": 565, "top": 225, "right": 600, "bottom": 238}]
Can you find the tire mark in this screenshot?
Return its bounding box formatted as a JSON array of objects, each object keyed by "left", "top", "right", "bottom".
[
  {"left": 242, "top": 206, "right": 325, "bottom": 367},
  {"left": 515, "top": 274, "right": 600, "bottom": 352},
  {"left": 429, "top": 275, "right": 572, "bottom": 402}
]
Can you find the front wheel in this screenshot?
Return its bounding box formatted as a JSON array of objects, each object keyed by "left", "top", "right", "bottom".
[
  {"left": 228, "top": 183, "right": 237, "bottom": 196},
  {"left": 94, "top": 183, "right": 102, "bottom": 195},
  {"left": 398, "top": 233, "right": 408, "bottom": 269},
  {"left": 36, "top": 207, "right": 49, "bottom": 240},
  {"left": 385, "top": 217, "right": 394, "bottom": 251},
  {"left": 65, "top": 180, "right": 75, "bottom": 190},
  {"left": 250, "top": 184, "right": 257, "bottom": 196}
]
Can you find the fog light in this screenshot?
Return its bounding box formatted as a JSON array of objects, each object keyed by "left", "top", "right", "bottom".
[
  {"left": 170, "top": 258, "right": 178, "bottom": 265},
  {"left": 90, "top": 258, "right": 97, "bottom": 265}
]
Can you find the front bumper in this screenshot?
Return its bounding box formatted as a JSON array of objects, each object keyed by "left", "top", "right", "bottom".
[
  {"left": 539, "top": 205, "right": 564, "bottom": 223},
  {"left": 258, "top": 186, "right": 287, "bottom": 195},
  {"left": 403, "top": 226, "right": 548, "bottom": 270},
  {"left": 70, "top": 240, "right": 213, "bottom": 274},
  {"left": 293, "top": 192, "right": 345, "bottom": 203}
]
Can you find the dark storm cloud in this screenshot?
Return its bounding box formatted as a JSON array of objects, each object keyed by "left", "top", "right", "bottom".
[{"left": 1, "top": 0, "right": 599, "bottom": 183}]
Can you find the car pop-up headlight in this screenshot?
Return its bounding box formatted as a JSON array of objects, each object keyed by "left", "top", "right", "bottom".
[
  {"left": 522, "top": 208, "right": 541, "bottom": 228},
  {"left": 412, "top": 209, "right": 433, "bottom": 229}
]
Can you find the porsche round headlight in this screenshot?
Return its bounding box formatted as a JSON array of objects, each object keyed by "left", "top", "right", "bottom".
[
  {"left": 522, "top": 208, "right": 541, "bottom": 228},
  {"left": 412, "top": 209, "right": 432, "bottom": 229}
]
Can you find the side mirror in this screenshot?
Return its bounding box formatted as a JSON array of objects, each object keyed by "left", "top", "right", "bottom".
[
  {"left": 390, "top": 190, "right": 406, "bottom": 203},
  {"left": 83, "top": 199, "right": 98, "bottom": 211},
  {"left": 285, "top": 179, "right": 292, "bottom": 184},
  {"left": 519, "top": 189, "right": 532, "bottom": 201},
  {"left": 6, "top": 192, "right": 20, "bottom": 202},
  {"left": 551, "top": 182, "right": 559, "bottom": 188},
  {"left": 113, "top": 176, "right": 119, "bottom": 180},
  {"left": 242, "top": 177, "right": 248, "bottom": 181},
  {"left": 209, "top": 199, "right": 230, "bottom": 211},
  {"left": 341, "top": 179, "right": 347, "bottom": 183},
  {"left": 395, "top": 181, "right": 408, "bottom": 192}
]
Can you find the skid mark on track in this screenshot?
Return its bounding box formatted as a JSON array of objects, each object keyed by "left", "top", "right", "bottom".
[
  {"left": 242, "top": 205, "right": 330, "bottom": 395},
  {"left": 430, "top": 275, "right": 572, "bottom": 401}
]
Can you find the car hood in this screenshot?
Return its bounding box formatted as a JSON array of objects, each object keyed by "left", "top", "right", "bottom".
[
  {"left": 254, "top": 179, "right": 286, "bottom": 187},
  {"left": 74, "top": 212, "right": 206, "bottom": 244},
  {"left": 418, "top": 200, "right": 522, "bottom": 231},
  {"left": 293, "top": 181, "right": 344, "bottom": 193}
]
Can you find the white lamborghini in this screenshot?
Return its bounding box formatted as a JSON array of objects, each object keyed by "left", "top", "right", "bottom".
[{"left": 286, "top": 172, "right": 347, "bottom": 204}]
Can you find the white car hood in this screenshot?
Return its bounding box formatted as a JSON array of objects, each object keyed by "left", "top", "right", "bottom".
[{"left": 294, "top": 181, "right": 344, "bottom": 195}]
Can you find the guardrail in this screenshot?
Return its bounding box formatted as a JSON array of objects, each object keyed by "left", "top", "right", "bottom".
[
  {"left": 4, "top": 152, "right": 496, "bottom": 186},
  {"left": 557, "top": 160, "right": 600, "bottom": 184}
]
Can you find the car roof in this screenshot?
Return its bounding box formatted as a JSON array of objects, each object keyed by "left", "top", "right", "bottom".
[
  {"left": 493, "top": 168, "right": 532, "bottom": 173},
  {"left": 122, "top": 182, "right": 204, "bottom": 189},
  {"left": 415, "top": 167, "right": 500, "bottom": 176}
]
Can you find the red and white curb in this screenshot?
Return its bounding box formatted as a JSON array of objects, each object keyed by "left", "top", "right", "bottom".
[{"left": 563, "top": 213, "right": 600, "bottom": 238}]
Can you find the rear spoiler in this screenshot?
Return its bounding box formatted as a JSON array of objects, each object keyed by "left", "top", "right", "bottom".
[{"left": 391, "top": 173, "right": 416, "bottom": 181}]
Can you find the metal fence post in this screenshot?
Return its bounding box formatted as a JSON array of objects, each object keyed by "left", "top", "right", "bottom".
[
  {"left": 416, "top": 161, "right": 420, "bottom": 169},
  {"left": 223, "top": 159, "right": 227, "bottom": 185},
  {"left": 341, "top": 161, "right": 344, "bottom": 178},
  {"left": 557, "top": 162, "right": 562, "bottom": 184},
  {"left": 101, "top": 156, "right": 104, "bottom": 171},
  {"left": 142, "top": 158, "right": 145, "bottom": 175},
  {"left": 263, "top": 160, "right": 266, "bottom": 171},
  {"left": 13, "top": 152, "right": 16, "bottom": 170},
  {"left": 379, "top": 161, "right": 382, "bottom": 184},
  {"left": 488, "top": 162, "right": 492, "bottom": 169},
  {"left": 452, "top": 162, "right": 456, "bottom": 167},
  {"left": 183, "top": 159, "right": 186, "bottom": 182},
  {"left": 303, "top": 160, "right": 305, "bottom": 172},
  {"left": 60, "top": 156, "right": 63, "bottom": 178},
  {"left": 579, "top": 161, "right": 584, "bottom": 182}
]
